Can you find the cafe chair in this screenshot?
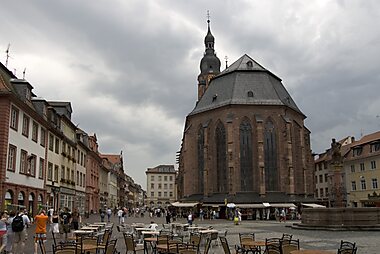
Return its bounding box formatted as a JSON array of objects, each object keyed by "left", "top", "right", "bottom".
[
  {"left": 97, "top": 229, "right": 112, "bottom": 252},
  {"left": 239, "top": 233, "right": 255, "bottom": 246},
  {"left": 80, "top": 236, "right": 98, "bottom": 254},
  {"left": 281, "top": 234, "right": 293, "bottom": 244},
  {"left": 188, "top": 232, "right": 201, "bottom": 253},
  {"left": 337, "top": 249, "right": 357, "bottom": 254},
  {"left": 281, "top": 239, "right": 299, "bottom": 254},
  {"left": 203, "top": 237, "right": 212, "bottom": 254},
  {"left": 124, "top": 233, "right": 144, "bottom": 254},
  {"left": 264, "top": 244, "right": 282, "bottom": 254},
  {"left": 54, "top": 249, "right": 77, "bottom": 254},
  {"left": 156, "top": 234, "right": 171, "bottom": 253},
  {"left": 104, "top": 239, "right": 117, "bottom": 254},
  {"left": 219, "top": 236, "right": 232, "bottom": 254},
  {"left": 265, "top": 238, "right": 282, "bottom": 248}
]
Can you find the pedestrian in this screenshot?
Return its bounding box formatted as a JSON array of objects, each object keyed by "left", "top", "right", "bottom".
[
  {"left": 34, "top": 210, "right": 49, "bottom": 254},
  {"left": 0, "top": 211, "right": 8, "bottom": 253},
  {"left": 106, "top": 207, "right": 112, "bottom": 222},
  {"left": 187, "top": 212, "right": 193, "bottom": 225},
  {"left": 50, "top": 211, "right": 60, "bottom": 235},
  {"left": 148, "top": 221, "right": 158, "bottom": 230},
  {"left": 117, "top": 208, "right": 124, "bottom": 224},
  {"left": 199, "top": 209, "right": 204, "bottom": 221},
  {"left": 280, "top": 209, "right": 286, "bottom": 222},
  {"left": 5, "top": 210, "right": 16, "bottom": 254},
  {"left": 165, "top": 211, "right": 171, "bottom": 224},
  {"left": 71, "top": 208, "right": 81, "bottom": 230},
  {"left": 11, "top": 209, "right": 30, "bottom": 254},
  {"left": 59, "top": 208, "right": 72, "bottom": 241},
  {"left": 99, "top": 209, "right": 105, "bottom": 222}
]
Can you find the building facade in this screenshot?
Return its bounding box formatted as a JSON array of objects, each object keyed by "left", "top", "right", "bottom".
[
  {"left": 344, "top": 132, "right": 380, "bottom": 207},
  {"left": 146, "top": 165, "right": 177, "bottom": 208},
  {"left": 178, "top": 19, "right": 314, "bottom": 206},
  {"left": 0, "top": 67, "right": 47, "bottom": 215},
  {"left": 0, "top": 61, "right": 143, "bottom": 215}
]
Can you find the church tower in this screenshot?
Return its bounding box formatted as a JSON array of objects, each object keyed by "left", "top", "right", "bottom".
[{"left": 197, "top": 17, "right": 221, "bottom": 100}]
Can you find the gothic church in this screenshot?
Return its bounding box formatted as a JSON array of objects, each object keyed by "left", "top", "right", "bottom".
[{"left": 177, "top": 19, "right": 315, "bottom": 205}]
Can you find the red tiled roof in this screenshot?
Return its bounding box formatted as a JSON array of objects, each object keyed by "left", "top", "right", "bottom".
[{"left": 100, "top": 154, "right": 121, "bottom": 164}]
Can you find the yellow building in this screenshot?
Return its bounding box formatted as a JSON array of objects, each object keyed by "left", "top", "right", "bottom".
[{"left": 345, "top": 131, "right": 380, "bottom": 207}]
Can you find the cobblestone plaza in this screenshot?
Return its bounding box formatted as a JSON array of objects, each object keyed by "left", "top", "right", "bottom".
[{"left": 19, "top": 214, "right": 379, "bottom": 254}]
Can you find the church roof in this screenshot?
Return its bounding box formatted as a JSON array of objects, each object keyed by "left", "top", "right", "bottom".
[{"left": 190, "top": 54, "right": 304, "bottom": 116}]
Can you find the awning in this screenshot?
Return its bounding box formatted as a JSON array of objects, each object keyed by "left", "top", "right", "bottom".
[
  {"left": 202, "top": 204, "right": 222, "bottom": 207},
  {"left": 301, "top": 203, "right": 326, "bottom": 208},
  {"left": 237, "top": 203, "right": 266, "bottom": 208},
  {"left": 171, "top": 202, "right": 199, "bottom": 207},
  {"left": 269, "top": 203, "right": 296, "bottom": 208}
]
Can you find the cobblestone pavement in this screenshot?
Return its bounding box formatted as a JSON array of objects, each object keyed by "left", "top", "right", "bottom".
[{"left": 19, "top": 213, "right": 379, "bottom": 253}]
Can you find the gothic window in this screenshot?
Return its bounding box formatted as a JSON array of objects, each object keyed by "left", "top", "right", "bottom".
[
  {"left": 215, "top": 121, "right": 227, "bottom": 193},
  {"left": 197, "top": 126, "right": 204, "bottom": 193},
  {"left": 240, "top": 119, "right": 253, "bottom": 191},
  {"left": 264, "top": 119, "right": 278, "bottom": 191}
]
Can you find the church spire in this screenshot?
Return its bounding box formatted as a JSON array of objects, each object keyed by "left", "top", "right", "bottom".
[{"left": 197, "top": 11, "right": 221, "bottom": 100}]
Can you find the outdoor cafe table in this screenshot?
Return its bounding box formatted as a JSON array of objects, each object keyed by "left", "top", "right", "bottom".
[
  {"left": 80, "top": 226, "right": 99, "bottom": 231},
  {"left": 241, "top": 240, "right": 266, "bottom": 253},
  {"left": 290, "top": 250, "right": 335, "bottom": 254},
  {"left": 143, "top": 235, "right": 158, "bottom": 254},
  {"left": 73, "top": 230, "right": 94, "bottom": 235},
  {"left": 92, "top": 222, "right": 107, "bottom": 225}
]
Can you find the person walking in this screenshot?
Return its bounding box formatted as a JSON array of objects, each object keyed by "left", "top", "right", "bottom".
[
  {"left": 59, "top": 208, "right": 72, "bottom": 241},
  {"left": 187, "top": 212, "right": 193, "bottom": 226},
  {"left": 106, "top": 207, "right": 112, "bottom": 222},
  {"left": 50, "top": 211, "right": 60, "bottom": 235},
  {"left": 11, "top": 209, "right": 30, "bottom": 254},
  {"left": 0, "top": 211, "right": 8, "bottom": 253},
  {"left": 117, "top": 208, "right": 123, "bottom": 224},
  {"left": 71, "top": 208, "right": 81, "bottom": 230},
  {"left": 34, "top": 210, "right": 49, "bottom": 254}
]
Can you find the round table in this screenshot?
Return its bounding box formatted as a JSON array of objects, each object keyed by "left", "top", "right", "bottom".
[{"left": 290, "top": 250, "right": 336, "bottom": 254}]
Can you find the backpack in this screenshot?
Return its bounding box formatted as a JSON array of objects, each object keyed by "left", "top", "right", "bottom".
[{"left": 11, "top": 215, "right": 24, "bottom": 232}]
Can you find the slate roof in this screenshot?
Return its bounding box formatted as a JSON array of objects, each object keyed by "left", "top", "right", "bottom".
[{"left": 190, "top": 54, "right": 303, "bottom": 116}]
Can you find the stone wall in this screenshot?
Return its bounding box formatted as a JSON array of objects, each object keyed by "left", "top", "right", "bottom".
[{"left": 299, "top": 207, "right": 380, "bottom": 230}]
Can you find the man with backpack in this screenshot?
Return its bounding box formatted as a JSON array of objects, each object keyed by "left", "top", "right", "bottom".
[{"left": 9, "top": 209, "right": 30, "bottom": 254}]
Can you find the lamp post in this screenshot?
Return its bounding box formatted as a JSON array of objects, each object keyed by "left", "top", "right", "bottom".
[{"left": 51, "top": 181, "right": 59, "bottom": 211}]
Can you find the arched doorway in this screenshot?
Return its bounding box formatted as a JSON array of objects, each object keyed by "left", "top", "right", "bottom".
[
  {"left": 38, "top": 194, "right": 43, "bottom": 211},
  {"left": 28, "top": 193, "right": 35, "bottom": 216},
  {"left": 4, "top": 190, "right": 13, "bottom": 210}
]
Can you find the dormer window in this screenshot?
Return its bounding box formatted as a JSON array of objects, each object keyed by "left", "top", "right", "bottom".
[
  {"left": 370, "top": 142, "right": 380, "bottom": 153},
  {"left": 25, "top": 88, "right": 31, "bottom": 101},
  {"left": 247, "top": 91, "right": 254, "bottom": 97},
  {"left": 212, "top": 94, "right": 218, "bottom": 102},
  {"left": 353, "top": 147, "right": 362, "bottom": 157},
  {"left": 246, "top": 61, "right": 253, "bottom": 68}
]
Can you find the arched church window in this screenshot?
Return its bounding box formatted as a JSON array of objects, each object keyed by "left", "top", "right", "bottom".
[
  {"left": 264, "top": 119, "right": 278, "bottom": 191},
  {"left": 240, "top": 119, "right": 253, "bottom": 191},
  {"left": 197, "top": 126, "right": 205, "bottom": 193},
  {"left": 215, "top": 121, "right": 227, "bottom": 193}
]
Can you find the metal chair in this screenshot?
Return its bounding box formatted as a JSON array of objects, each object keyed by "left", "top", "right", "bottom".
[
  {"left": 281, "top": 239, "right": 299, "bottom": 254},
  {"left": 219, "top": 236, "right": 231, "bottom": 254},
  {"left": 124, "top": 233, "right": 144, "bottom": 254},
  {"left": 264, "top": 244, "right": 282, "bottom": 254}
]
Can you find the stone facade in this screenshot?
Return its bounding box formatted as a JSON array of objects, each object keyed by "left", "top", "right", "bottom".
[{"left": 178, "top": 21, "right": 314, "bottom": 204}]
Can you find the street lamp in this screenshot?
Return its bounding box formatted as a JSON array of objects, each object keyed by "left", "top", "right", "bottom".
[{"left": 51, "top": 181, "right": 59, "bottom": 211}]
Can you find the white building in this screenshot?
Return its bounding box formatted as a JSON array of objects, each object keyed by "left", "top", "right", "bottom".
[{"left": 146, "top": 165, "right": 177, "bottom": 208}]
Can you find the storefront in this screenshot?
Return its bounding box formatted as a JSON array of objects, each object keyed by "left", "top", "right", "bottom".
[{"left": 59, "top": 187, "right": 75, "bottom": 211}]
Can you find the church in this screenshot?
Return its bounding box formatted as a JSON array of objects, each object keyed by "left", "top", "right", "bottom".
[{"left": 177, "top": 18, "right": 315, "bottom": 208}]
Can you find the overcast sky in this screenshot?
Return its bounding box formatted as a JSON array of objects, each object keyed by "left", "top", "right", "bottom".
[{"left": 1, "top": 0, "right": 380, "bottom": 188}]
